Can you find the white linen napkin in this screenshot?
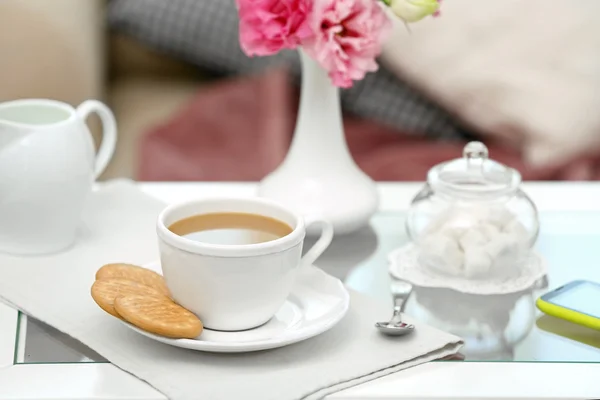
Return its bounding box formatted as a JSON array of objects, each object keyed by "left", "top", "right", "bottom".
[{"left": 0, "top": 180, "right": 463, "bottom": 400}]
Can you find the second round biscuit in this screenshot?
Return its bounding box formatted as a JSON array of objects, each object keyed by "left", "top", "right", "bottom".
[{"left": 115, "top": 294, "right": 203, "bottom": 339}]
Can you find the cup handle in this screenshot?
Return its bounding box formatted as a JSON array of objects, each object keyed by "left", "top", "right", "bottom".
[
  {"left": 76, "top": 100, "right": 118, "bottom": 179},
  {"left": 301, "top": 219, "right": 334, "bottom": 267}
]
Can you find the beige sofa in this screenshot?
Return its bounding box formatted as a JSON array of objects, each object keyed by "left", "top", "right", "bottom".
[{"left": 0, "top": 0, "right": 207, "bottom": 180}]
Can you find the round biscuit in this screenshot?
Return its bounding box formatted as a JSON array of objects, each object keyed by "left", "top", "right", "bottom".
[
  {"left": 115, "top": 294, "right": 203, "bottom": 339},
  {"left": 91, "top": 279, "right": 165, "bottom": 318},
  {"left": 96, "top": 263, "right": 171, "bottom": 297}
]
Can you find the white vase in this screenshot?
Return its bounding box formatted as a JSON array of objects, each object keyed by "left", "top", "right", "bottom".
[{"left": 257, "top": 50, "right": 379, "bottom": 236}]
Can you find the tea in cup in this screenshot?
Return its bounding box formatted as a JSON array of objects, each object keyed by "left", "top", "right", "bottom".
[{"left": 156, "top": 197, "right": 333, "bottom": 331}]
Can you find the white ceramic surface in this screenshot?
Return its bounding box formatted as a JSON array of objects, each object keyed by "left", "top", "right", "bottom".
[
  {"left": 157, "top": 197, "right": 334, "bottom": 331},
  {"left": 120, "top": 261, "right": 350, "bottom": 353},
  {"left": 257, "top": 50, "right": 379, "bottom": 236},
  {"left": 0, "top": 99, "right": 116, "bottom": 255},
  {"left": 2, "top": 182, "right": 600, "bottom": 400}
]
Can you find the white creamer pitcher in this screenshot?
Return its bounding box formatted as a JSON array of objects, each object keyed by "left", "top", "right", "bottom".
[{"left": 0, "top": 99, "right": 117, "bottom": 255}]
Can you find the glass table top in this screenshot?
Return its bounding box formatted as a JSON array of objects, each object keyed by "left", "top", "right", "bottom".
[{"left": 13, "top": 211, "right": 600, "bottom": 364}]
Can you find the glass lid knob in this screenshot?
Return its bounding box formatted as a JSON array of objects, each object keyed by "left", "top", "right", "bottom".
[{"left": 463, "top": 141, "right": 489, "bottom": 162}]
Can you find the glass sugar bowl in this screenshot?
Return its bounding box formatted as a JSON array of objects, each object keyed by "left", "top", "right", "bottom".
[{"left": 406, "top": 142, "right": 539, "bottom": 281}]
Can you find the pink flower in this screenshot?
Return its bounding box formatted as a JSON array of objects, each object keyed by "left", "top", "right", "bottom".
[
  {"left": 237, "top": 0, "right": 314, "bottom": 56},
  {"left": 303, "top": 0, "right": 392, "bottom": 88}
]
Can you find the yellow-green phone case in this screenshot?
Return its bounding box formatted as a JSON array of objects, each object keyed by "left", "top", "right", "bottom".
[{"left": 536, "top": 298, "right": 600, "bottom": 331}]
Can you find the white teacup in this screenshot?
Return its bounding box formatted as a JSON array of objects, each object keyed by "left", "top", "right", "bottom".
[{"left": 156, "top": 197, "right": 334, "bottom": 332}]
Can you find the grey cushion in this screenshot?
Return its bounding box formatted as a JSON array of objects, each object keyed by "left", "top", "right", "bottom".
[{"left": 107, "top": 0, "right": 466, "bottom": 140}]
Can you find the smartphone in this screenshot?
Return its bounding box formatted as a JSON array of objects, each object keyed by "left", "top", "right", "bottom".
[{"left": 536, "top": 280, "right": 600, "bottom": 331}]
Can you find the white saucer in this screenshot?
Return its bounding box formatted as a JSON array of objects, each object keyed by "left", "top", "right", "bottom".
[{"left": 118, "top": 261, "right": 350, "bottom": 353}]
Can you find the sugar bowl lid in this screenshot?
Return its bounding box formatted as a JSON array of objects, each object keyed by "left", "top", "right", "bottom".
[{"left": 427, "top": 141, "right": 521, "bottom": 198}]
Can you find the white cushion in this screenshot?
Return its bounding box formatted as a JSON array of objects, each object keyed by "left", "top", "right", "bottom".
[{"left": 381, "top": 0, "right": 600, "bottom": 167}]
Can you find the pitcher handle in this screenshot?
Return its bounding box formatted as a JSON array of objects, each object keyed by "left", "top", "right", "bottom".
[
  {"left": 76, "top": 100, "right": 117, "bottom": 179},
  {"left": 301, "top": 219, "right": 334, "bottom": 267}
]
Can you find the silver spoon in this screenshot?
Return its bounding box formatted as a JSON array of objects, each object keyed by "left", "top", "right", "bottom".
[{"left": 375, "top": 280, "right": 415, "bottom": 336}]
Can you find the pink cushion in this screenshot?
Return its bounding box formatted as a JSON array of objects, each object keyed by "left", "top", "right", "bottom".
[{"left": 138, "top": 69, "right": 293, "bottom": 181}]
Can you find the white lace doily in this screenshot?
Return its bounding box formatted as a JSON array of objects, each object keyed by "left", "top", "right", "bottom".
[{"left": 388, "top": 243, "right": 547, "bottom": 295}]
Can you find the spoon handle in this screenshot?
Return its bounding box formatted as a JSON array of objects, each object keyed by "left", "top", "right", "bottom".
[
  {"left": 391, "top": 279, "right": 411, "bottom": 310},
  {"left": 390, "top": 304, "right": 403, "bottom": 325},
  {"left": 390, "top": 280, "right": 411, "bottom": 325}
]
